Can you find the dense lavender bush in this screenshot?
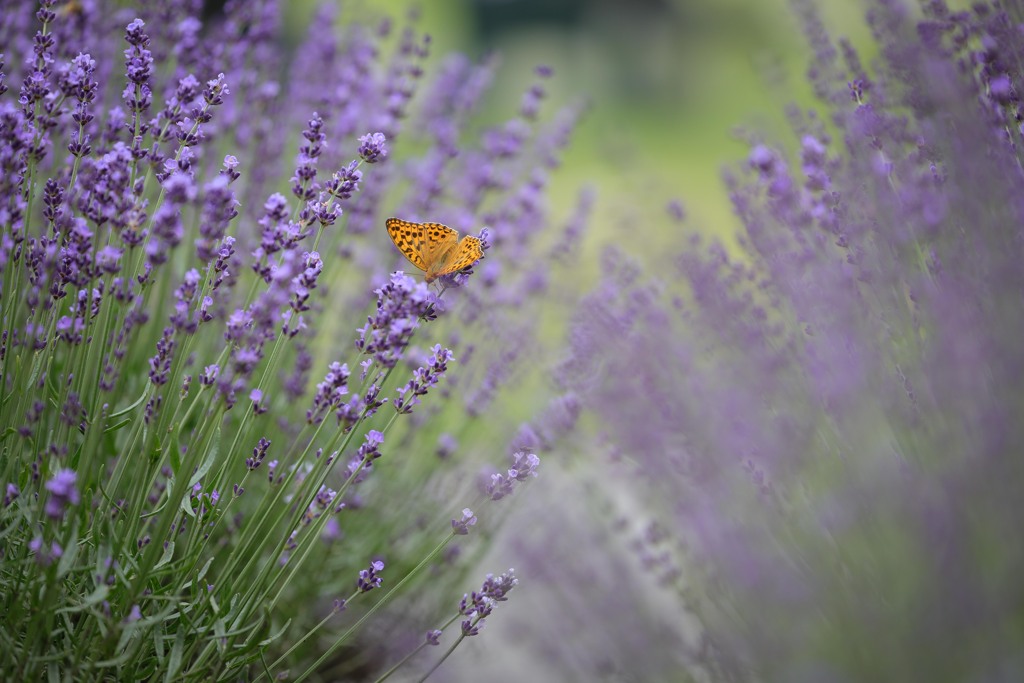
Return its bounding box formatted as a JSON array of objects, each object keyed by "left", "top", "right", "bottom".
[
  {"left": 0, "top": 1, "right": 584, "bottom": 679},
  {"left": 534, "top": 1, "right": 1024, "bottom": 680}
]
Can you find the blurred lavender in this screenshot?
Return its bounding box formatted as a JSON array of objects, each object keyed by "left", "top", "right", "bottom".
[
  {"left": 534, "top": 1, "right": 1024, "bottom": 680},
  {"left": 0, "top": 0, "right": 583, "bottom": 679}
]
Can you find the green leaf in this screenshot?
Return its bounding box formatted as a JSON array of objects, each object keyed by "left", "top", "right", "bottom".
[
  {"left": 140, "top": 501, "right": 168, "bottom": 520},
  {"left": 27, "top": 349, "right": 45, "bottom": 392},
  {"left": 56, "top": 584, "right": 109, "bottom": 614},
  {"left": 179, "top": 486, "right": 195, "bottom": 518},
  {"left": 165, "top": 628, "right": 185, "bottom": 682},
  {"left": 183, "top": 557, "right": 215, "bottom": 591},
  {"left": 0, "top": 514, "right": 26, "bottom": 542},
  {"left": 92, "top": 647, "right": 134, "bottom": 669},
  {"left": 188, "top": 425, "right": 220, "bottom": 488},
  {"left": 56, "top": 524, "right": 79, "bottom": 578},
  {"left": 196, "top": 556, "right": 214, "bottom": 583},
  {"left": 154, "top": 624, "right": 166, "bottom": 661},
  {"left": 168, "top": 436, "right": 179, "bottom": 472},
  {"left": 259, "top": 618, "right": 292, "bottom": 647},
  {"left": 155, "top": 540, "right": 175, "bottom": 569},
  {"left": 110, "top": 389, "right": 150, "bottom": 419},
  {"left": 102, "top": 417, "right": 132, "bottom": 434},
  {"left": 214, "top": 617, "right": 227, "bottom": 653},
  {"left": 46, "top": 368, "right": 61, "bottom": 398}
]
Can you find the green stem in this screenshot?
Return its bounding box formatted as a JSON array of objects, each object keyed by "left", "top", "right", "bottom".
[
  {"left": 291, "top": 531, "right": 458, "bottom": 683},
  {"left": 372, "top": 614, "right": 460, "bottom": 683},
  {"left": 264, "top": 382, "right": 401, "bottom": 611},
  {"left": 414, "top": 621, "right": 477, "bottom": 683},
  {"left": 261, "top": 589, "right": 359, "bottom": 677}
]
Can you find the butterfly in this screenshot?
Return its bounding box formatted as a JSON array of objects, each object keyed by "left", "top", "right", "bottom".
[{"left": 386, "top": 217, "right": 484, "bottom": 283}]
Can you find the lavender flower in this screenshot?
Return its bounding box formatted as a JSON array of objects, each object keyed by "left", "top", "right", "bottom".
[
  {"left": 357, "top": 131, "right": 388, "bottom": 163},
  {"left": 356, "top": 429, "right": 384, "bottom": 463},
  {"left": 451, "top": 508, "right": 477, "bottom": 535},
  {"left": 355, "top": 272, "right": 437, "bottom": 369},
  {"left": 394, "top": 344, "right": 453, "bottom": 414},
  {"left": 479, "top": 569, "right": 517, "bottom": 602},
  {"left": 483, "top": 452, "right": 539, "bottom": 501},
  {"left": 325, "top": 161, "right": 361, "bottom": 201},
  {"left": 457, "top": 569, "right": 517, "bottom": 637},
  {"left": 249, "top": 388, "right": 266, "bottom": 415},
  {"left": 200, "top": 364, "right": 219, "bottom": 386},
  {"left": 4, "top": 483, "right": 20, "bottom": 507},
  {"left": 357, "top": 559, "right": 385, "bottom": 592},
  {"left": 308, "top": 362, "right": 350, "bottom": 425},
  {"left": 196, "top": 173, "right": 239, "bottom": 262},
  {"left": 29, "top": 536, "right": 63, "bottom": 567},
  {"left": 291, "top": 112, "right": 325, "bottom": 203},
  {"left": 435, "top": 433, "right": 457, "bottom": 459},
  {"left": 122, "top": 19, "right": 153, "bottom": 156},
  {"left": 44, "top": 468, "right": 79, "bottom": 518}
]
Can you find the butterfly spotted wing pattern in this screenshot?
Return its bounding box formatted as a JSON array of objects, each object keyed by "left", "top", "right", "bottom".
[
  {"left": 386, "top": 218, "right": 483, "bottom": 282},
  {"left": 386, "top": 217, "right": 431, "bottom": 272},
  {"left": 440, "top": 235, "right": 484, "bottom": 277}
]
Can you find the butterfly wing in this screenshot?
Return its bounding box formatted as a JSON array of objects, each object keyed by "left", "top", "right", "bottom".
[
  {"left": 420, "top": 222, "right": 460, "bottom": 263},
  {"left": 419, "top": 222, "right": 459, "bottom": 281},
  {"left": 437, "top": 235, "right": 484, "bottom": 276},
  {"left": 386, "top": 218, "right": 429, "bottom": 272}
]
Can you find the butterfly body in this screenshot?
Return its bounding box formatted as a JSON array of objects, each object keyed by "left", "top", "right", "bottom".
[{"left": 386, "top": 218, "right": 483, "bottom": 283}]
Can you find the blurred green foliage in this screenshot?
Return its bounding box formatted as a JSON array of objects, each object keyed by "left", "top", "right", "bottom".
[
  {"left": 277, "top": 0, "right": 881, "bottom": 270},
  {"left": 423, "top": 0, "right": 875, "bottom": 254}
]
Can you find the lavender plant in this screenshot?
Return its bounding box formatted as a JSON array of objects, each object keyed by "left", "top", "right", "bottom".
[
  {"left": 539, "top": 0, "right": 1024, "bottom": 680},
  {"left": 0, "top": 1, "right": 584, "bottom": 679}
]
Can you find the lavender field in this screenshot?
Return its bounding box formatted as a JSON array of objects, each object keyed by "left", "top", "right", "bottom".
[{"left": 2, "top": 1, "right": 1023, "bottom": 681}]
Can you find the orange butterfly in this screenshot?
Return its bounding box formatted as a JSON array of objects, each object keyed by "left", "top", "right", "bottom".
[{"left": 385, "top": 217, "right": 484, "bottom": 283}]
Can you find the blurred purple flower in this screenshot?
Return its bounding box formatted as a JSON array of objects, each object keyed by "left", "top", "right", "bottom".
[
  {"left": 4, "top": 483, "right": 20, "bottom": 507},
  {"left": 436, "top": 433, "right": 458, "bottom": 459},
  {"left": 451, "top": 508, "right": 477, "bottom": 535},
  {"left": 549, "top": 1, "right": 1024, "bottom": 678},
  {"left": 44, "top": 468, "right": 79, "bottom": 519}
]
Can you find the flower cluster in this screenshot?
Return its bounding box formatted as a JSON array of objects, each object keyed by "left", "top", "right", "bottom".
[
  {"left": 451, "top": 507, "right": 477, "bottom": 536},
  {"left": 0, "top": 2, "right": 568, "bottom": 680},
  {"left": 357, "top": 559, "right": 385, "bottom": 592},
  {"left": 394, "top": 344, "right": 454, "bottom": 414},
  {"left": 528, "top": 1, "right": 1024, "bottom": 680},
  {"left": 457, "top": 569, "right": 518, "bottom": 636},
  {"left": 43, "top": 468, "right": 79, "bottom": 519},
  {"left": 484, "top": 451, "right": 540, "bottom": 501},
  {"left": 355, "top": 272, "right": 438, "bottom": 369}
]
